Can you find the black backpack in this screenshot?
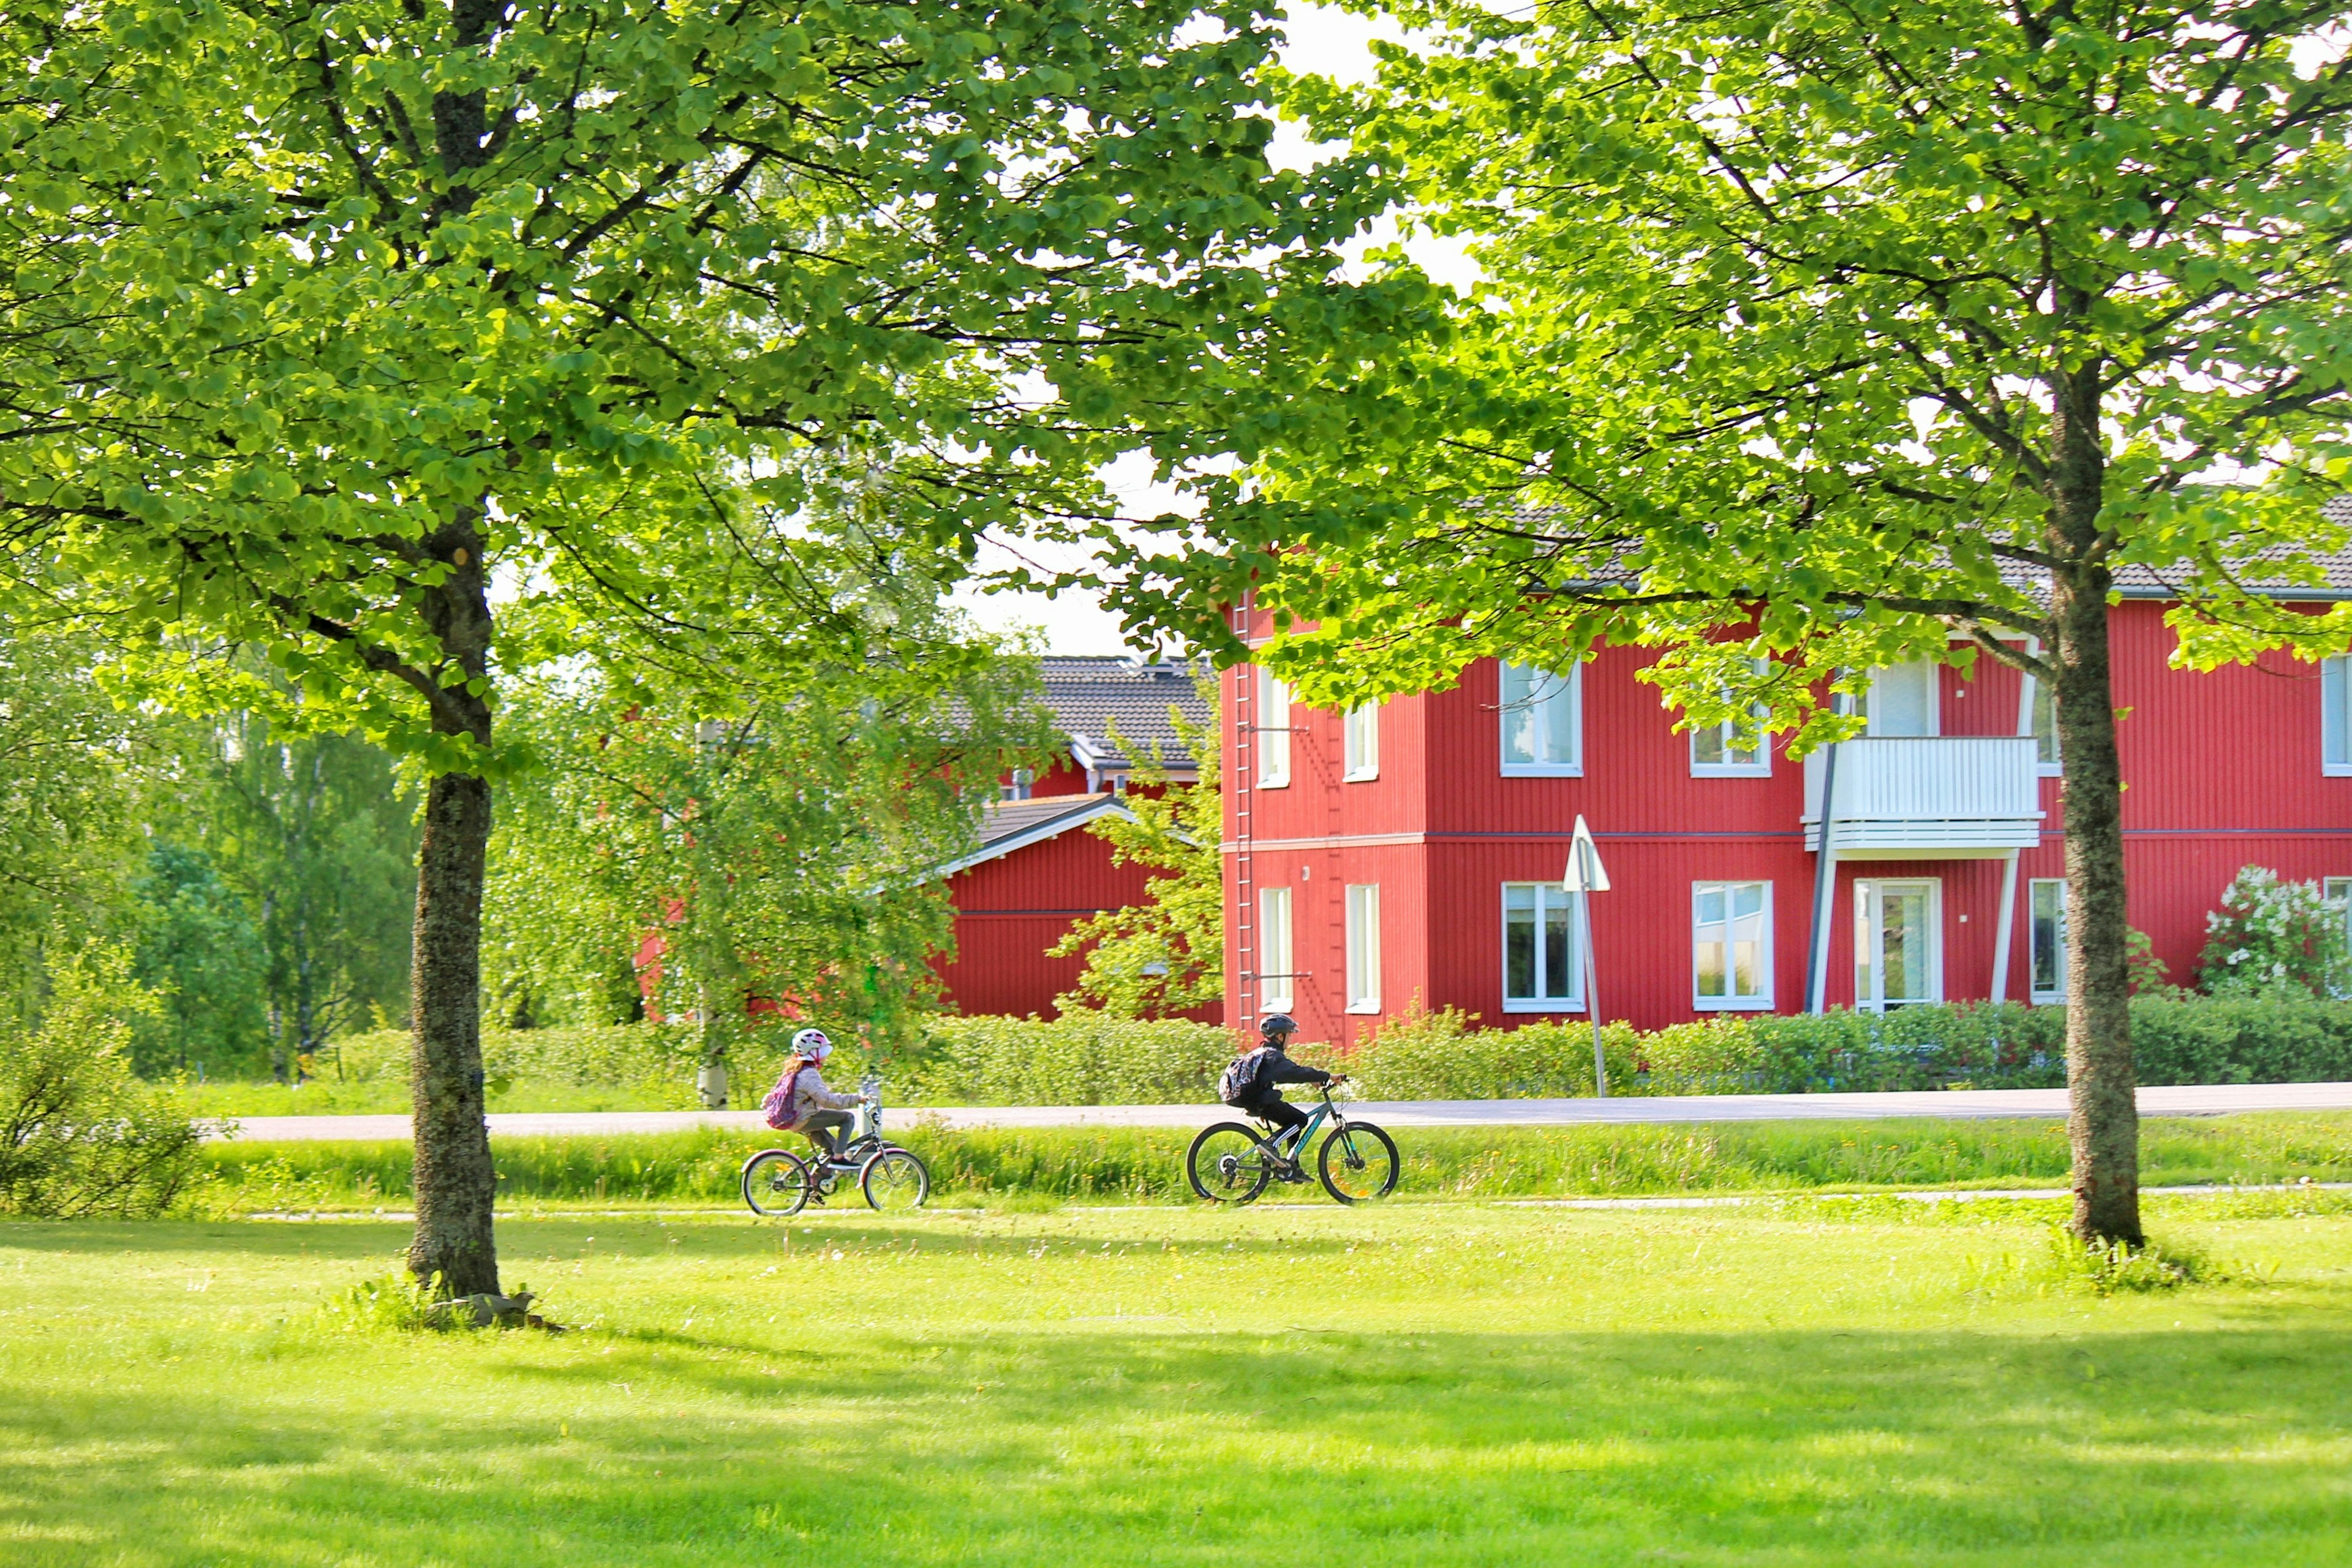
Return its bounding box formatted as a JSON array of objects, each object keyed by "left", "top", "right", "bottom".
[{"left": 1218, "top": 1047, "right": 1272, "bottom": 1106}]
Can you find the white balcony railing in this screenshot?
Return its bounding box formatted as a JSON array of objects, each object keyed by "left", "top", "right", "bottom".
[{"left": 1801, "top": 737, "right": 2042, "bottom": 858}]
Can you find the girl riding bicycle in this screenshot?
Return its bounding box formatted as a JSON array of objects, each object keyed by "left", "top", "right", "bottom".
[{"left": 761, "top": 1028, "right": 865, "bottom": 1158}]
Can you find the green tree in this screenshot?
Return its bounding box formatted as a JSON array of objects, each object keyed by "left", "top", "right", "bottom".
[
  {"left": 492, "top": 655, "right": 1050, "bottom": 1095},
  {"left": 198, "top": 718, "right": 421, "bottom": 1077},
  {"left": 488, "top": 511, "right": 1054, "bottom": 1095},
  {"left": 1049, "top": 687, "right": 1226, "bottom": 1017},
  {"left": 8, "top": 0, "right": 1373, "bottom": 1292},
  {"left": 127, "top": 845, "right": 270, "bottom": 1076},
  {"left": 0, "top": 625, "right": 145, "bottom": 981},
  {"left": 1108, "top": 0, "right": 2352, "bottom": 1247}
]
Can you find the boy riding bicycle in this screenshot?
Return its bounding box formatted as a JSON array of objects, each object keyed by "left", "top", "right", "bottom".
[{"left": 1218, "top": 1013, "right": 1348, "bottom": 1174}]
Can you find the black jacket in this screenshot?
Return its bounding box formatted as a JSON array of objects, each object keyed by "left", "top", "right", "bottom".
[{"left": 1239, "top": 1046, "right": 1331, "bottom": 1098}]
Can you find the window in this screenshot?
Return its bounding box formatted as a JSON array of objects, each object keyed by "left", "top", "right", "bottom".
[
  {"left": 1693, "top": 881, "right": 1773, "bottom": 1009},
  {"left": 999, "top": 769, "right": 1033, "bottom": 802},
  {"left": 1690, "top": 661, "right": 1771, "bottom": 777},
  {"left": 1502, "top": 882, "right": 1583, "bottom": 1011},
  {"left": 1861, "top": 662, "right": 1939, "bottom": 737},
  {"left": 2029, "top": 878, "right": 2067, "bottom": 1001},
  {"left": 1255, "top": 667, "right": 1291, "bottom": 788},
  {"left": 1343, "top": 703, "right": 1380, "bottom": 782},
  {"left": 1257, "top": 887, "right": 1295, "bottom": 1011},
  {"left": 1864, "top": 662, "right": 1939, "bottom": 736},
  {"left": 2029, "top": 677, "right": 2061, "bottom": 772},
  {"left": 1345, "top": 884, "right": 1382, "bottom": 1013},
  {"left": 1499, "top": 663, "right": 1582, "bottom": 775},
  {"left": 2326, "top": 658, "right": 2352, "bottom": 776},
  {"left": 1854, "top": 878, "right": 1941, "bottom": 1010}
]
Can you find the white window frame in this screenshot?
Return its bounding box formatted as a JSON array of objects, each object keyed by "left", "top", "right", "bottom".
[
  {"left": 1853, "top": 876, "right": 1943, "bottom": 1012},
  {"left": 1500, "top": 881, "right": 1585, "bottom": 1013},
  {"left": 1692, "top": 880, "right": 1774, "bottom": 1011},
  {"left": 2325, "top": 658, "right": 2352, "bottom": 777},
  {"left": 2029, "top": 877, "right": 2067, "bottom": 1003},
  {"left": 2326, "top": 880, "right": 2352, "bottom": 984},
  {"left": 999, "top": 768, "right": 1033, "bottom": 802},
  {"left": 1689, "top": 662, "right": 1772, "bottom": 777},
  {"left": 1257, "top": 886, "right": 1295, "bottom": 1011},
  {"left": 1498, "top": 663, "right": 1583, "bottom": 777},
  {"left": 1255, "top": 667, "right": 1292, "bottom": 788},
  {"left": 1343, "top": 703, "right": 1380, "bottom": 782},
  {"left": 2024, "top": 674, "right": 2062, "bottom": 777},
  {"left": 1862, "top": 662, "right": 1940, "bottom": 737},
  {"left": 1344, "top": 883, "right": 1382, "bottom": 1013}
]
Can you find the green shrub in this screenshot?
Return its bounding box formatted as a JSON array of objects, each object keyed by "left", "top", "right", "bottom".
[
  {"left": 2198, "top": 865, "right": 2351, "bottom": 998},
  {"left": 0, "top": 949, "right": 208, "bottom": 1218},
  {"left": 331, "top": 1023, "right": 703, "bottom": 1098},
  {"left": 892, "top": 1013, "right": 1238, "bottom": 1106}
]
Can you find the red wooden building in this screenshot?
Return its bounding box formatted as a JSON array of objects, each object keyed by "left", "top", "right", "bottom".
[
  {"left": 933, "top": 658, "right": 1210, "bottom": 1017},
  {"left": 1219, "top": 575, "right": 2352, "bottom": 1041}
]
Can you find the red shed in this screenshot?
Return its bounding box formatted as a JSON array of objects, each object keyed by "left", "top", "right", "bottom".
[{"left": 1219, "top": 564, "right": 2352, "bottom": 1042}]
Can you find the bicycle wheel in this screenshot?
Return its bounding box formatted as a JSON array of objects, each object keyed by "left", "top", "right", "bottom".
[
  {"left": 1186, "top": 1122, "right": 1274, "bottom": 1205},
  {"left": 742, "top": 1150, "right": 812, "bottom": 1216},
  {"left": 1318, "top": 1121, "right": 1399, "bottom": 1204},
  {"left": 861, "top": 1147, "right": 930, "bottom": 1212}
]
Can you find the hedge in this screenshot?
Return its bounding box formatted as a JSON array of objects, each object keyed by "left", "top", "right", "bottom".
[{"left": 317, "top": 995, "right": 2352, "bottom": 1109}]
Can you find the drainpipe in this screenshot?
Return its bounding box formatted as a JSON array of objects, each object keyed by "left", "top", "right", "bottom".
[{"left": 1804, "top": 740, "right": 1842, "bottom": 1015}]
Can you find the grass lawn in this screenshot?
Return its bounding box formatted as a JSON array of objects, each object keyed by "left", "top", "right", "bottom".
[{"left": 6, "top": 1198, "right": 2352, "bottom": 1565}]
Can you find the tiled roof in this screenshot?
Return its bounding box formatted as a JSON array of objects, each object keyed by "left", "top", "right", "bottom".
[{"left": 1037, "top": 656, "right": 1213, "bottom": 774}]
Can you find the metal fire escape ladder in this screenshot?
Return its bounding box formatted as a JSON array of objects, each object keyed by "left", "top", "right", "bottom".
[{"left": 1231, "top": 595, "right": 1256, "bottom": 1025}]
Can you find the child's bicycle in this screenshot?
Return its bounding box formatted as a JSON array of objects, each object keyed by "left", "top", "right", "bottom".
[
  {"left": 1186, "top": 1082, "right": 1400, "bottom": 1205},
  {"left": 741, "top": 1077, "right": 931, "bottom": 1216}
]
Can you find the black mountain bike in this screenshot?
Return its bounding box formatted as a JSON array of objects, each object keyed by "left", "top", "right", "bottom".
[
  {"left": 742, "top": 1079, "right": 930, "bottom": 1216},
  {"left": 1186, "top": 1082, "right": 1400, "bottom": 1205}
]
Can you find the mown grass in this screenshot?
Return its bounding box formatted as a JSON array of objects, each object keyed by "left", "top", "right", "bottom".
[
  {"left": 198, "top": 1111, "right": 2352, "bottom": 1211},
  {"left": 4, "top": 1202, "right": 2352, "bottom": 1566}
]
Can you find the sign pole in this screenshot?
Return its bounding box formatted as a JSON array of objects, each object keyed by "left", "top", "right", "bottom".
[
  {"left": 1565, "top": 815, "right": 1610, "bottom": 1099},
  {"left": 1577, "top": 883, "right": 1606, "bottom": 1098}
]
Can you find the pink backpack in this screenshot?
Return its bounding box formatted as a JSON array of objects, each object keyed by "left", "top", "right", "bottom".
[{"left": 760, "top": 1057, "right": 812, "bottom": 1131}]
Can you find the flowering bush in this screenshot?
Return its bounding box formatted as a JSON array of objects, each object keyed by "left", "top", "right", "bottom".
[{"left": 2196, "top": 866, "right": 2350, "bottom": 999}]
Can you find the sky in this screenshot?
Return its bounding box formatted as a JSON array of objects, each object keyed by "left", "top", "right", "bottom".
[{"left": 951, "top": 3, "right": 1441, "bottom": 657}]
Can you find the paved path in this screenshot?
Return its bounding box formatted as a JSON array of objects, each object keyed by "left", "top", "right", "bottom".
[{"left": 209, "top": 1080, "right": 2352, "bottom": 1142}]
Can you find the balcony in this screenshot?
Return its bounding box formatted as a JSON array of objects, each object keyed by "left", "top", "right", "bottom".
[{"left": 1802, "top": 737, "right": 2042, "bottom": 858}]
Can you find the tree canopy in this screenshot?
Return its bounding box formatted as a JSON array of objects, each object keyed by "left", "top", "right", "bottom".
[
  {"left": 1094, "top": 0, "right": 2352, "bottom": 1245},
  {"left": 0, "top": 0, "right": 1381, "bottom": 1293}
]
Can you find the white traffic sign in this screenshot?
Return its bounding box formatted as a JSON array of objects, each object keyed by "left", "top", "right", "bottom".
[{"left": 1564, "top": 815, "right": 1610, "bottom": 893}]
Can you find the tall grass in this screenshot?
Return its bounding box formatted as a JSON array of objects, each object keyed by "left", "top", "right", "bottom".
[{"left": 199, "top": 1111, "right": 2352, "bottom": 1208}]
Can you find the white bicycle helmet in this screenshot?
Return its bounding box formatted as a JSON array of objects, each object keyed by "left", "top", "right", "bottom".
[{"left": 791, "top": 1027, "right": 833, "bottom": 1061}]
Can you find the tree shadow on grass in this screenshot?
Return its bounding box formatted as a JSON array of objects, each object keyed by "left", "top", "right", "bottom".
[
  {"left": 0, "top": 1215, "right": 1363, "bottom": 1264},
  {"left": 5, "top": 1316, "right": 2351, "bottom": 1567}
]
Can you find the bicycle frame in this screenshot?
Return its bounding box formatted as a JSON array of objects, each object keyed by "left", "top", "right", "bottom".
[{"left": 1259, "top": 1087, "right": 1348, "bottom": 1160}]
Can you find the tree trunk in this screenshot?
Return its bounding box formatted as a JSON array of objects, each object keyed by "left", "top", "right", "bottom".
[
  {"left": 2047, "top": 368, "right": 2143, "bottom": 1250},
  {"left": 409, "top": 768, "right": 498, "bottom": 1295},
  {"left": 404, "top": 0, "right": 508, "bottom": 1300},
  {"left": 405, "top": 509, "right": 499, "bottom": 1297}
]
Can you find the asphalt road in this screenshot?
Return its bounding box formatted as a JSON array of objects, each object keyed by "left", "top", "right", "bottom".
[{"left": 209, "top": 1079, "right": 2352, "bottom": 1142}]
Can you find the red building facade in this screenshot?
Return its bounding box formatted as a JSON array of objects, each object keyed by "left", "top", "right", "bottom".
[{"left": 1221, "top": 599, "right": 2352, "bottom": 1041}]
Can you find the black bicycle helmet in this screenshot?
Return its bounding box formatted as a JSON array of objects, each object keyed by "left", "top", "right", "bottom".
[{"left": 1258, "top": 1012, "right": 1298, "bottom": 1042}]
